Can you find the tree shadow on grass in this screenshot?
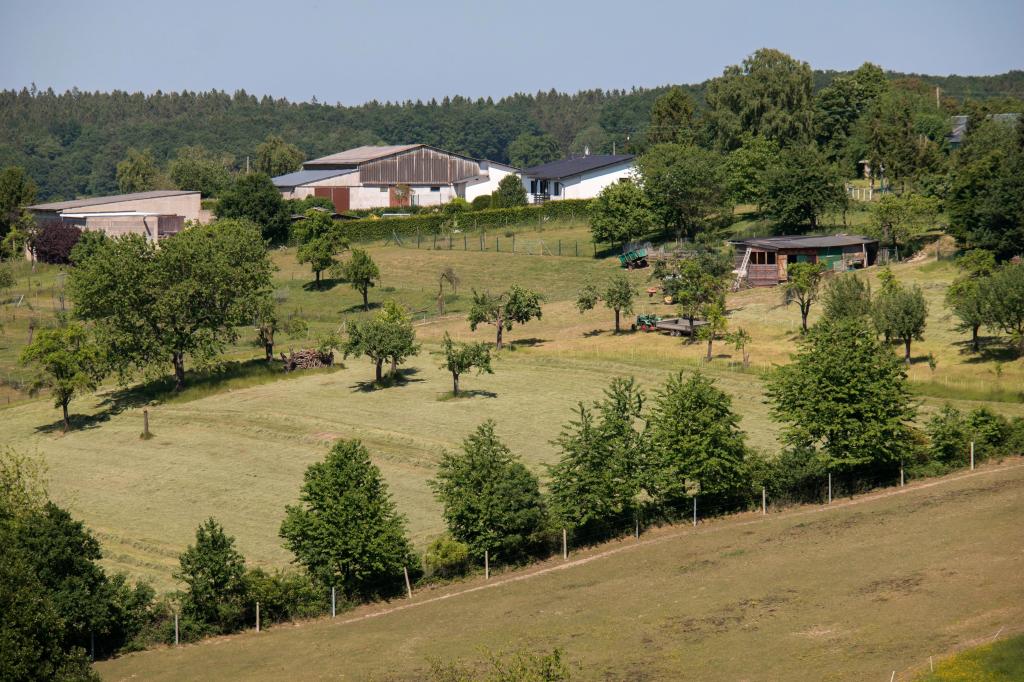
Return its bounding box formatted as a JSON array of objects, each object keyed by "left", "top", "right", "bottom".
[
  {"left": 437, "top": 389, "right": 498, "bottom": 401},
  {"left": 507, "top": 337, "right": 547, "bottom": 349},
  {"left": 959, "top": 340, "right": 1020, "bottom": 364},
  {"left": 301, "top": 278, "right": 344, "bottom": 292},
  {"left": 350, "top": 367, "right": 424, "bottom": 393},
  {"left": 34, "top": 411, "right": 113, "bottom": 435},
  {"left": 340, "top": 301, "right": 382, "bottom": 314},
  {"left": 582, "top": 329, "right": 606, "bottom": 338}
]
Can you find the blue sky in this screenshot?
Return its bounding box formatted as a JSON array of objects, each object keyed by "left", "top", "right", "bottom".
[{"left": 2, "top": 0, "right": 1021, "bottom": 104}]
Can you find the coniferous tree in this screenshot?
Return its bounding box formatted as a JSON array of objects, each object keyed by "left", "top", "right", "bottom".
[{"left": 175, "top": 519, "right": 248, "bottom": 634}]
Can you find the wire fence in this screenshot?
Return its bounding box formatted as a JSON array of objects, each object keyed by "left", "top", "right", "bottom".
[{"left": 392, "top": 229, "right": 599, "bottom": 258}]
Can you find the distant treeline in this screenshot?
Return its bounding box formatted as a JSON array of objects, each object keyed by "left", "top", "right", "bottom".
[{"left": 1, "top": 66, "right": 1022, "bottom": 201}]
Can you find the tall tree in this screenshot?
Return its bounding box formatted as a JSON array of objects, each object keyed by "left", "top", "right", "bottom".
[
  {"left": 782, "top": 261, "right": 828, "bottom": 332},
  {"left": 338, "top": 248, "right": 380, "bottom": 310},
  {"left": 215, "top": 173, "right": 291, "bottom": 244},
  {"left": 20, "top": 323, "right": 107, "bottom": 432},
  {"left": 868, "top": 193, "right": 939, "bottom": 250},
  {"left": 723, "top": 134, "right": 779, "bottom": 208},
  {"left": 645, "top": 371, "right": 749, "bottom": 507},
  {"left": 982, "top": 262, "right": 1024, "bottom": 356},
  {"left": 467, "top": 285, "right": 543, "bottom": 349},
  {"left": 705, "top": 48, "right": 815, "bottom": 151},
  {"left": 280, "top": 439, "right": 417, "bottom": 599},
  {"left": 0, "top": 165, "right": 37, "bottom": 240},
  {"left": 254, "top": 135, "right": 304, "bottom": 176},
  {"left": 115, "top": 148, "right": 165, "bottom": 193},
  {"left": 575, "top": 272, "right": 638, "bottom": 333},
  {"left": 766, "top": 318, "right": 917, "bottom": 476},
  {"left": 873, "top": 282, "right": 928, "bottom": 364},
  {"left": 588, "top": 179, "right": 657, "bottom": 247},
  {"left": 439, "top": 332, "right": 492, "bottom": 396},
  {"left": 68, "top": 220, "right": 274, "bottom": 391},
  {"left": 636, "top": 143, "right": 730, "bottom": 238},
  {"left": 430, "top": 421, "right": 546, "bottom": 563},
  {"left": 506, "top": 133, "right": 562, "bottom": 169},
  {"left": 761, "top": 143, "right": 847, "bottom": 231},
  {"left": 175, "top": 518, "right": 248, "bottom": 634},
  {"left": 169, "top": 145, "right": 233, "bottom": 196},
  {"left": 646, "top": 87, "right": 699, "bottom": 145}
]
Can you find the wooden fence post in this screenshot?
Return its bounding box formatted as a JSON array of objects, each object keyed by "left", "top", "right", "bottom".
[
  {"left": 692, "top": 497, "right": 697, "bottom": 527},
  {"left": 762, "top": 486, "right": 767, "bottom": 515},
  {"left": 562, "top": 528, "right": 567, "bottom": 560},
  {"left": 174, "top": 611, "right": 179, "bottom": 645},
  {"left": 484, "top": 550, "right": 489, "bottom": 580},
  {"left": 404, "top": 566, "right": 413, "bottom": 598},
  {"left": 331, "top": 586, "right": 336, "bottom": 618},
  {"left": 255, "top": 601, "right": 260, "bottom": 632},
  {"left": 970, "top": 441, "right": 975, "bottom": 470},
  {"left": 828, "top": 473, "right": 832, "bottom": 504},
  {"left": 143, "top": 409, "right": 150, "bottom": 438}
]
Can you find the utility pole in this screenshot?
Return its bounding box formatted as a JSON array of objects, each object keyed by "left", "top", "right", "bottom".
[{"left": 935, "top": 86, "right": 940, "bottom": 109}]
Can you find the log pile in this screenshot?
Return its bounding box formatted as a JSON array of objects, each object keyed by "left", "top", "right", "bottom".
[{"left": 280, "top": 349, "right": 334, "bottom": 372}]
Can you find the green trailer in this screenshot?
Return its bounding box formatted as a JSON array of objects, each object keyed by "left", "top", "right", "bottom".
[{"left": 618, "top": 246, "right": 648, "bottom": 269}]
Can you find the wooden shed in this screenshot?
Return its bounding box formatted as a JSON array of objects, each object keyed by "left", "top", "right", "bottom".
[{"left": 730, "top": 234, "right": 879, "bottom": 288}]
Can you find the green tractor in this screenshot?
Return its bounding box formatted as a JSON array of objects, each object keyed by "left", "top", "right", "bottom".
[{"left": 633, "top": 313, "right": 661, "bottom": 332}]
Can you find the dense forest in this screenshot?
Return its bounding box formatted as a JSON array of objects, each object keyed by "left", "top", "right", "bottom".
[{"left": 1, "top": 60, "right": 1022, "bottom": 201}]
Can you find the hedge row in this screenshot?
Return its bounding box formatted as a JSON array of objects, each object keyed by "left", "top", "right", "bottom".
[{"left": 337, "top": 199, "right": 593, "bottom": 243}]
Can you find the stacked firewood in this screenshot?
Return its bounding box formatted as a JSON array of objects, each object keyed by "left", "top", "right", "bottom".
[{"left": 280, "top": 349, "right": 335, "bottom": 372}]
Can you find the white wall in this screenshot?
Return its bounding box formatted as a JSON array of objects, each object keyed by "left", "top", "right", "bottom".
[
  {"left": 523, "top": 160, "right": 636, "bottom": 202},
  {"left": 465, "top": 162, "right": 519, "bottom": 202}
]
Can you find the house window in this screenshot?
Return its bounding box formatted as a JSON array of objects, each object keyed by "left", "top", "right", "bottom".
[
  {"left": 430, "top": 186, "right": 440, "bottom": 192},
  {"left": 380, "top": 187, "right": 388, "bottom": 192},
  {"left": 767, "top": 252, "right": 776, "bottom": 265},
  {"left": 552, "top": 181, "right": 561, "bottom": 196},
  {"left": 530, "top": 179, "right": 538, "bottom": 194}
]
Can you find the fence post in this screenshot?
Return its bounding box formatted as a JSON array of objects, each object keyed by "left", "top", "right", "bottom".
[
  {"left": 762, "top": 486, "right": 767, "bottom": 515},
  {"left": 331, "top": 586, "right": 336, "bottom": 618},
  {"left": 575, "top": 241, "right": 578, "bottom": 257},
  {"left": 692, "top": 497, "right": 697, "bottom": 527},
  {"left": 828, "top": 473, "right": 832, "bottom": 504},
  {"left": 256, "top": 601, "right": 260, "bottom": 632},
  {"left": 497, "top": 237, "right": 500, "bottom": 252},
  {"left": 562, "top": 528, "right": 567, "bottom": 560},
  {"left": 464, "top": 234, "right": 467, "bottom": 251},
  {"left": 900, "top": 465, "right": 905, "bottom": 487},
  {"left": 404, "top": 566, "right": 413, "bottom": 598},
  {"left": 433, "top": 234, "right": 437, "bottom": 249},
  {"left": 484, "top": 550, "right": 489, "bottom": 580},
  {"left": 970, "top": 441, "right": 975, "bottom": 470},
  {"left": 143, "top": 409, "right": 150, "bottom": 438},
  {"left": 512, "top": 234, "right": 516, "bottom": 253},
  {"left": 174, "top": 611, "right": 179, "bottom": 645},
  {"left": 558, "top": 239, "right": 561, "bottom": 256}
]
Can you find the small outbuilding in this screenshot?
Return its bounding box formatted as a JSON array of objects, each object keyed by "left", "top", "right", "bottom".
[
  {"left": 520, "top": 154, "right": 635, "bottom": 203},
  {"left": 730, "top": 234, "right": 879, "bottom": 288}
]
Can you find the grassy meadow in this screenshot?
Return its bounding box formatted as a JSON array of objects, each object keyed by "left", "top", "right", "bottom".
[
  {"left": 1, "top": 218, "right": 1023, "bottom": 593},
  {"left": 95, "top": 463, "right": 1024, "bottom": 680}
]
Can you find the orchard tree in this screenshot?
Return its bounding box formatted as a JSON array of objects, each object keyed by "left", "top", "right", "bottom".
[
  {"left": 696, "top": 301, "right": 728, "bottom": 361},
  {"left": 491, "top": 173, "right": 527, "bottom": 208},
  {"left": 869, "top": 193, "right": 939, "bottom": 250},
  {"left": 175, "top": 518, "right": 248, "bottom": 633},
  {"left": 468, "top": 284, "right": 543, "bottom": 349},
  {"left": 647, "top": 87, "right": 699, "bottom": 145},
  {"left": 440, "top": 332, "right": 492, "bottom": 396},
  {"left": 342, "top": 301, "right": 420, "bottom": 382},
  {"left": 254, "top": 304, "right": 308, "bottom": 362},
  {"left": 20, "top": 323, "right": 107, "bottom": 432},
  {"left": 945, "top": 250, "right": 997, "bottom": 352},
  {"left": 636, "top": 143, "right": 730, "bottom": 238},
  {"left": 68, "top": 220, "right": 274, "bottom": 391},
  {"left": 782, "top": 261, "right": 828, "bottom": 332},
  {"left": 215, "top": 173, "right": 291, "bottom": 244},
  {"left": 280, "top": 439, "right": 417, "bottom": 599},
  {"left": 548, "top": 377, "right": 645, "bottom": 534},
  {"left": 339, "top": 248, "right": 380, "bottom": 310},
  {"left": 726, "top": 327, "right": 752, "bottom": 367},
  {"left": 762, "top": 144, "right": 847, "bottom": 231},
  {"left": 766, "top": 318, "right": 917, "bottom": 475},
  {"left": 666, "top": 258, "right": 725, "bottom": 335},
  {"left": 821, "top": 273, "right": 872, "bottom": 322},
  {"left": 295, "top": 208, "right": 346, "bottom": 288},
  {"left": 429, "top": 421, "right": 546, "bottom": 563},
  {"left": 588, "top": 179, "right": 657, "bottom": 247},
  {"left": 874, "top": 282, "right": 928, "bottom": 363},
  {"left": 983, "top": 263, "right": 1024, "bottom": 356},
  {"left": 254, "top": 135, "right": 304, "bottom": 176},
  {"left": 436, "top": 267, "right": 460, "bottom": 314},
  {"left": 575, "top": 272, "right": 637, "bottom": 333},
  {"left": 645, "top": 371, "right": 749, "bottom": 507}
]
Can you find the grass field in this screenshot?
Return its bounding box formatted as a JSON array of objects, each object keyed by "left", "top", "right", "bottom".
[
  {"left": 2, "top": 222, "right": 1023, "bottom": 592},
  {"left": 95, "top": 462, "right": 1024, "bottom": 681},
  {"left": 917, "top": 633, "right": 1024, "bottom": 681}
]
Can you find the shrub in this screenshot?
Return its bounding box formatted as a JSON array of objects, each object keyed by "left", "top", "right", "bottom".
[
  {"left": 423, "top": 534, "right": 471, "bottom": 579},
  {"left": 926, "top": 404, "right": 969, "bottom": 465},
  {"left": 470, "top": 195, "right": 492, "bottom": 210},
  {"left": 242, "top": 568, "right": 326, "bottom": 624},
  {"left": 33, "top": 221, "right": 81, "bottom": 264},
  {"left": 442, "top": 197, "right": 470, "bottom": 215},
  {"left": 967, "top": 407, "right": 1010, "bottom": 458}
]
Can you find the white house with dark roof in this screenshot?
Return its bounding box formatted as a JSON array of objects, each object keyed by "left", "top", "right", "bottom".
[
  {"left": 520, "top": 154, "right": 635, "bottom": 203},
  {"left": 272, "top": 144, "right": 507, "bottom": 210}
]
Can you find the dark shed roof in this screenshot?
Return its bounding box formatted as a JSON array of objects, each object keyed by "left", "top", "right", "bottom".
[
  {"left": 272, "top": 168, "right": 355, "bottom": 188},
  {"left": 731, "top": 234, "right": 877, "bottom": 251},
  {"left": 522, "top": 154, "right": 634, "bottom": 180}
]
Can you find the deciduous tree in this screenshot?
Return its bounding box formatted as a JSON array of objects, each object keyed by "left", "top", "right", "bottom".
[
  {"left": 982, "top": 263, "right": 1024, "bottom": 356},
  {"left": 491, "top": 173, "right": 527, "bottom": 208},
  {"left": 588, "top": 179, "right": 657, "bottom": 247},
  {"left": 782, "top": 261, "right": 827, "bottom": 332},
  {"left": 254, "top": 135, "right": 304, "bottom": 177},
  {"left": 507, "top": 133, "right": 561, "bottom": 169},
  {"left": 338, "top": 248, "right": 380, "bottom": 310},
  {"left": 342, "top": 300, "right": 420, "bottom": 382},
  {"left": 440, "top": 332, "right": 492, "bottom": 396},
  {"left": 468, "top": 284, "right": 543, "bottom": 349},
  {"left": 215, "top": 173, "right": 291, "bottom": 244},
  {"left": 762, "top": 144, "right": 847, "bottom": 231},
  {"left": 647, "top": 87, "right": 699, "bottom": 145},
  {"left": 169, "top": 145, "right": 233, "bottom": 196},
  {"left": 20, "top": 323, "right": 107, "bottom": 432},
  {"left": 873, "top": 281, "right": 928, "bottom": 363},
  {"left": 294, "top": 208, "right": 346, "bottom": 288},
  {"left": 575, "top": 272, "right": 637, "bottom": 333},
  {"left": 280, "top": 439, "right": 417, "bottom": 599},
  {"left": 636, "top": 143, "right": 730, "bottom": 239},
  {"left": 116, "top": 148, "right": 166, "bottom": 193},
  {"left": 175, "top": 519, "right": 248, "bottom": 634}
]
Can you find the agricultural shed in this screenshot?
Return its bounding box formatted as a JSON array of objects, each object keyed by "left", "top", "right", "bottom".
[{"left": 730, "top": 234, "right": 878, "bottom": 287}]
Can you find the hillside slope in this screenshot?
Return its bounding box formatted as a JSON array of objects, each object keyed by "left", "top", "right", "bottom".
[{"left": 97, "top": 463, "right": 1024, "bottom": 681}]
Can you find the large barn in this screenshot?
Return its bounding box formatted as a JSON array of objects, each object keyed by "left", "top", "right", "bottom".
[
  {"left": 273, "top": 145, "right": 505, "bottom": 211},
  {"left": 730, "top": 234, "right": 879, "bottom": 288},
  {"left": 27, "top": 190, "right": 204, "bottom": 243}
]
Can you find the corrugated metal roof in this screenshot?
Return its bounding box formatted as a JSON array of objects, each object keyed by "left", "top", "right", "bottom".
[
  {"left": 303, "top": 145, "right": 423, "bottom": 167},
  {"left": 522, "top": 154, "right": 634, "bottom": 180},
  {"left": 271, "top": 168, "right": 356, "bottom": 187},
  {"left": 732, "top": 234, "right": 877, "bottom": 250},
  {"left": 29, "top": 190, "right": 199, "bottom": 212}
]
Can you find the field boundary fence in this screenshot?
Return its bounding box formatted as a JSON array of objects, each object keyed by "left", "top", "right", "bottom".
[{"left": 391, "top": 229, "right": 598, "bottom": 258}]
